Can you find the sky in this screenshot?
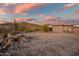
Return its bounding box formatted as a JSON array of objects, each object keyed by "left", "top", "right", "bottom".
[{"left": 0, "top": 3, "right": 79, "bottom": 24}]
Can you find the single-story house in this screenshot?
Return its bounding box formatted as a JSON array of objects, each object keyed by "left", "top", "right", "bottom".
[{"left": 48, "top": 24, "right": 73, "bottom": 33}]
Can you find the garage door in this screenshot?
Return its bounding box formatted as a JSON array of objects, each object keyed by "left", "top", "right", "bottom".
[{"left": 53, "top": 26, "right": 64, "bottom": 33}]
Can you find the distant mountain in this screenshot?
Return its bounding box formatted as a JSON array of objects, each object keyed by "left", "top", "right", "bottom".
[
  {"left": 0, "top": 17, "right": 79, "bottom": 26},
  {"left": 60, "top": 18, "right": 79, "bottom": 25},
  {"left": 17, "top": 22, "right": 41, "bottom": 27},
  {"left": 41, "top": 16, "right": 79, "bottom": 25},
  {"left": 0, "top": 21, "right": 42, "bottom": 33},
  {"left": 0, "top": 21, "right": 42, "bottom": 30},
  {"left": 41, "top": 16, "right": 66, "bottom": 25},
  {"left": 0, "top": 19, "right": 9, "bottom": 24}
]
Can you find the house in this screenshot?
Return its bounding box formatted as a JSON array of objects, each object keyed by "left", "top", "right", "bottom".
[
  {"left": 48, "top": 24, "right": 73, "bottom": 33},
  {"left": 73, "top": 25, "right": 79, "bottom": 33}
]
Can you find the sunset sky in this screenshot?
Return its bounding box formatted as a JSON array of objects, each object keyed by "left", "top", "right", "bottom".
[{"left": 0, "top": 3, "right": 79, "bottom": 24}]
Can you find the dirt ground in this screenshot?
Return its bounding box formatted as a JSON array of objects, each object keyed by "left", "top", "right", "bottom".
[{"left": 0, "top": 32, "right": 79, "bottom": 56}]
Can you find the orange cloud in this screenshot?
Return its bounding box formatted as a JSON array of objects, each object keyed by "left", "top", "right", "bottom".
[{"left": 15, "top": 3, "right": 47, "bottom": 14}]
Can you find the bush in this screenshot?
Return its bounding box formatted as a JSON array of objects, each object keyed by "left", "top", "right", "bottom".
[
  {"left": 42, "top": 24, "right": 49, "bottom": 32},
  {"left": 33, "top": 28, "right": 40, "bottom": 31}
]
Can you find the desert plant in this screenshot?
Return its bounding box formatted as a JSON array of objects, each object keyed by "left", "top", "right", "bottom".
[{"left": 42, "top": 24, "right": 49, "bottom": 32}]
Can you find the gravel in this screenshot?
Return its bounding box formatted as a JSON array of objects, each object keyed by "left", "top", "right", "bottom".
[{"left": 0, "top": 32, "right": 79, "bottom": 56}]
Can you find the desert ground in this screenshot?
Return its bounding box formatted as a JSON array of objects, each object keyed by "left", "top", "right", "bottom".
[{"left": 0, "top": 32, "right": 79, "bottom": 56}]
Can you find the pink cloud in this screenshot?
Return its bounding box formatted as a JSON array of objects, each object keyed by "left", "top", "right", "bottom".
[
  {"left": 43, "top": 16, "right": 58, "bottom": 20},
  {"left": 40, "top": 15, "right": 59, "bottom": 24},
  {"left": 3, "top": 3, "right": 16, "bottom": 6},
  {"left": 64, "top": 3, "right": 76, "bottom": 9},
  {"left": 75, "top": 10, "right": 79, "bottom": 14},
  {"left": 0, "top": 4, "right": 16, "bottom": 14},
  {"left": 39, "top": 14, "right": 45, "bottom": 17},
  {"left": 0, "top": 3, "right": 16, "bottom": 14},
  {"left": 15, "top": 3, "right": 48, "bottom": 14},
  {"left": 58, "top": 3, "right": 78, "bottom": 12},
  {"left": 0, "top": 8, "right": 12, "bottom": 14},
  {"left": 15, "top": 18, "right": 33, "bottom": 22}
]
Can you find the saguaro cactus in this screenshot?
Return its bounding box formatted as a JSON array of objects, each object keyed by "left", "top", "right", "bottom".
[{"left": 13, "top": 18, "right": 17, "bottom": 35}]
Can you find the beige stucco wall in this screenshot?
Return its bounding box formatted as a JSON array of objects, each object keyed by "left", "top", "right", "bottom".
[
  {"left": 52, "top": 25, "right": 73, "bottom": 33},
  {"left": 52, "top": 26, "right": 64, "bottom": 33},
  {"left": 73, "top": 27, "right": 79, "bottom": 33},
  {"left": 63, "top": 26, "right": 73, "bottom": 33}
]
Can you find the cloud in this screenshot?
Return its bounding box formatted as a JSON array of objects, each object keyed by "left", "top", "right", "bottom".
[
  {"left": 58, "top": 3, "right": 78, "bottom": 12},
  {"left": 39, "top": 15, "right": 60, "bottom": 24},
  {"left": 15, "top": 3, "right": 47, "bottom": 14},
  {"left": 75, "top": 10, "right": 79, "bottom": 14},
  {"left": 3, "top": 3, "right": 16, "bottom": 6},
  {"left": 48, "top": 3, "right": 78, "bottom": 15},
  {"left": 21, "top": 13, "right": 28, "bottom": 15},
  {"left": 64, "top": 3, "right": 76, "bottom": 9},
  {"left": 0, "top": 3, "right": 47, "bottom": 15},
  {"left": 16, "top": 13, "right": 28, "bottom": 15},
  {"left": 0, "top": 3, "right": 16, "bottom": 14},
  {"left": 39, "top": 14, "right": 45, "bottom": 17},
  {"left": 15, "top": 18, "right": 33, "bottom": 22},
  {"left": 43, "top": 16, "right": 58, "bottom": 20},
  {"left": 0, "top": 8, "right": 12, "bottom": 14}
]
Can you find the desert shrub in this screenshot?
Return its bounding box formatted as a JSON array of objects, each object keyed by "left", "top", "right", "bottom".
[
  {"left": 42, "top": 24, "right": 49, "bottom": 32},
  {"left": 24, "top": 28, "right": 33, "bottom": 33},
  {"left": 33, "top": 28, "right": 40, "bottom": 31}
]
